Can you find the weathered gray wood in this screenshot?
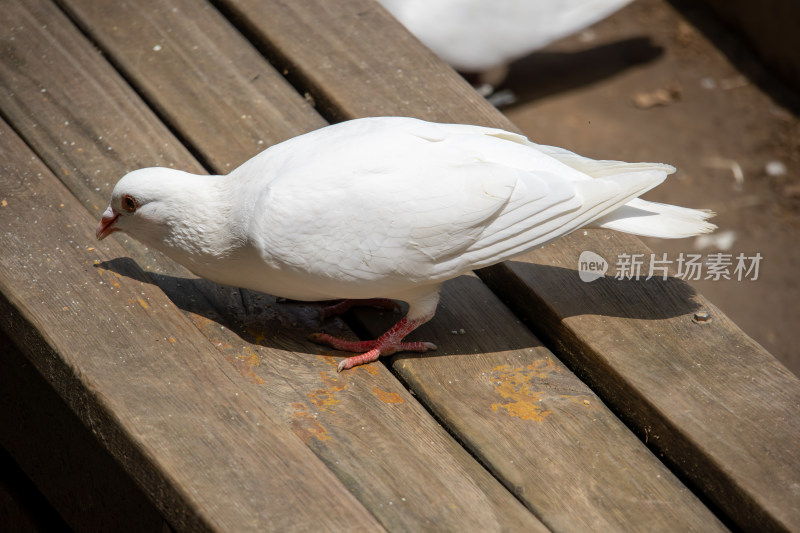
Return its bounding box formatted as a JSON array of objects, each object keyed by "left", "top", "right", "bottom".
[
  {"left": 1, "top": 1, "right": 204, "bottom": 215},
  {"left": 56, "top": 0, "right": 326, "bottom": 172},
  {"left": 213, "top": 0, "right": 495, "bottom": 125},
  {"left": 206, "top": 0, "right": 800, "bottom": 530},
  {"left": 0, "top": 1, "right": 548, "bottom": 530},
  {"left": 0, "top": 119, "right": 384, "bottom": 532}
]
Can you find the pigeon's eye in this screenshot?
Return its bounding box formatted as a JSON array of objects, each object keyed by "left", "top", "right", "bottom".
[{"left": 121, "top": 194, "right": 137, "bottom": 213}]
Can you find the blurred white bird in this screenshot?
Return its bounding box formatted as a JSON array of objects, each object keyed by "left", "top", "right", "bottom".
[
  {"left": 97, "top": 117, "right": 714, "bottom": 371},
  {"left": 379, "top": 0, "right": 635, "bottom": 89}
]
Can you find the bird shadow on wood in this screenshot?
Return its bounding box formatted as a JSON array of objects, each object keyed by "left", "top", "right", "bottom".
[
  {"left": 382, "top": 266, "right": 700, "bottom": 366},
  {"left": 497, "top": 37, "right": 663, "bottom": 107},
  {"left": 96, "top": 256, "right": 701, "bottom": 363},
  {"left": 479, "top": 260, "right": 702, "bottom": 322},
  {"left": 95, "top": 257, "right": 349, "bottom": 357}
]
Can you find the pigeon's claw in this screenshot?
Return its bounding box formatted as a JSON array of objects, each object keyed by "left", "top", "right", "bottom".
[
  {"left": 309, "top": 315, "right": 435, "bottom": 371},
  {"left": 337, "top": 349, "right": 382, "bottom": 373},
  {"left": 335, "top": 341, "right": 437, "bottom": 373},
  {"left": 307, "top": 334, "right": 378, "bottom": 353}
]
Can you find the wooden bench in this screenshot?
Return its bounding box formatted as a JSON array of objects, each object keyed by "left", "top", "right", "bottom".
[{"left": 1, "top": 0, "right": 798, "bottom": 531}]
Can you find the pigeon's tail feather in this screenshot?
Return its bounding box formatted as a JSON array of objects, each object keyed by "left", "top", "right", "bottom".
[
  {"left": 567, "top": 167, "right": 669, "bottom": 232},
  {"left": 450, "top": 164, "right": 670, "bottom": 272},
  {"left": 590, "top": 198, "right": 717, "bottom": 238}
]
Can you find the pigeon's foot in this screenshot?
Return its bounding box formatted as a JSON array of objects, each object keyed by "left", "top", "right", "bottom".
[
  {"left": 333, "top": 341, "right": 436, "bottom": 373},
  {"left": 486, "top": 89, "right": 517, "bottom": 108},
  {"left": 309, "top": 315, "right": 436, "bottom": 372},
  {"left": 309, "top": 334, "right": 435, "bottom": 372},
  {"left": 319, "top": 298, "right": 400, "bottom": 321}
]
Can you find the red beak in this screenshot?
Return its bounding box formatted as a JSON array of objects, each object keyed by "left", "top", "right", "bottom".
[{"left": 96, "top": 206, "right": 120, "bottom": 240}]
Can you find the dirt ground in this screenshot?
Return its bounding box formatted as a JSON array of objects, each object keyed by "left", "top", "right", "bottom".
[{"left": 498, "top": 0, "right": 800, "bottom": 376}]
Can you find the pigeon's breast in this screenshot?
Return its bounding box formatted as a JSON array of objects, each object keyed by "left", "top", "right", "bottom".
[{"left": 194, "top": 244, "right": 414, "bottom": 302}]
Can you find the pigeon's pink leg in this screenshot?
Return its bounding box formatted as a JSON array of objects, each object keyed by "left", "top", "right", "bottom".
[
  {"left": 309, "top": 314, "right": 436, "bottom": 372},
  {"left": 308, "top": 335, "right": 379, "bottom": 353},
  {"left": 319, "top": 298, "right": 400, "bottom": 321}
]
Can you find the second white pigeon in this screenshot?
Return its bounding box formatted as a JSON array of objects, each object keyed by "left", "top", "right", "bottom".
[
  {"left": 97, "top": 117, "right": 714, "bottom": 371},
  {"left": 378, "top": 0, "right": 635, "bottom": 87}
]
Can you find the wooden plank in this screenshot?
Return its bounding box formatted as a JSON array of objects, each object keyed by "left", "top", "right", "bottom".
[
  {"left": 52, "top": 0, "right": 727, "bottom": 530},
  {"left": 199, "top": 0, "right": 800, "bottom": 530},
  {"left": 0, "top": 1, "right": 547, "bottom": 530},
  {"left": 0, "top": 120, "right": 383, "bottom": 532},
  {"left": 57, "top": 0, "right": 326, "bottom": 171},
  {"left": 213, "top": 0, "right": 495, "bottom": 125},
  {"left": 0, "top": 331, "right": 167, "bottom": 532},
  {"left": 478, "top": 233, "right": 800, "bottom": 533},
  {"left": 354, "top": 274, "right": 727, "bottom": 532}
]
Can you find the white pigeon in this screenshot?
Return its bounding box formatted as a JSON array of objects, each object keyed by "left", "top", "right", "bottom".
[
  {"left": 379, "top": 0, "right": 635, "bottom": 87},
  {"left": 97, "top": 117, "right": 714, "bottom": 371}
]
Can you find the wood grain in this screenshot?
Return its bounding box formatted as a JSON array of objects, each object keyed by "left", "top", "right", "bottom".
[
  {"left": 478, "top": 232, "right": 800, "bottom": 533},
  {"left": 211, "top": 0, "right": 800, "bottom": 530},
  {"left": 57, "top": 0, "right": 328, "bottom": 172},
  {"left": 353, "top": 275, "right": 726, "bottom": 532},
  {"left": 0, "top": 1, "right": 547, "bottom": 530},
  {"left": 213, "top": 0, "right": 498, "bottom": 125},
  {"left": 0, "top": 331, "right": 167, "bottom": 532}
]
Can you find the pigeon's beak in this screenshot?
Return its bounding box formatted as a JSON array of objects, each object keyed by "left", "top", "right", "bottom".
[{"left": 96, "top": 206, "right": 120, "bottom": 240}]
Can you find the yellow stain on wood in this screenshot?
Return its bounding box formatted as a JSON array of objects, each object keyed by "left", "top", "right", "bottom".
[
  {"left": 230, "top": 346, "right": 264, "bottom": 385},
  {"left": 308, "top": 372, "right": 346, "bottom": 413},
  {"left": 372, "top": 387, "right": 404, "bottom": 404},
  {"left": 245, "top": 325, "right": 267, "bottom": 345},
  {"left": 194, "top": 313, "right": 266, "bottom": 385},
  {"left": 490, "top": 362, "right": 554, "bottom": 422},
  {"left": 289, "top": 402, "right": 330, "bottom": 443},
  {"left": 93, "top": 265, "right": 121, "bottom": 288},
  {"left": 560, "top": 394, "right": 597, "bottom": 409},
  {"left": 190, "top": 314, "right": 214, "bottom": 329},
  {"left": 136, "top": 298, "right": 149, "bottom": 310},
  {"left": 360, "top": 363, "right": 380, "bottom": 375},
  {"left": 237, "top": 346, "right": 260, "bottom": 368},
  {"left": 1, "top": 199, "right": 7, "bottom": 207},
  {"left": 318, "top": 354, "right": 339, "bottom": 369}
]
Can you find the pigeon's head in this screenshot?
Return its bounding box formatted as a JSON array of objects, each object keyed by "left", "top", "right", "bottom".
[{"left": 96, "top": 167, "right": 193, "bottom": 244}]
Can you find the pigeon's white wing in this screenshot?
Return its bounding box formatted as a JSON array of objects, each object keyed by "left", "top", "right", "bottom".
[
  {"left": 250, "top": 159, "right": 545, "bottom": 286},
  {"left": 239, "top": 118, "right": 670, "bottom": 295}
]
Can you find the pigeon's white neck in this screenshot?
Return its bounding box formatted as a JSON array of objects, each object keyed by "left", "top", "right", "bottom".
[{"left": 140, "top": 172, "right": 248, "bottom": 278}]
